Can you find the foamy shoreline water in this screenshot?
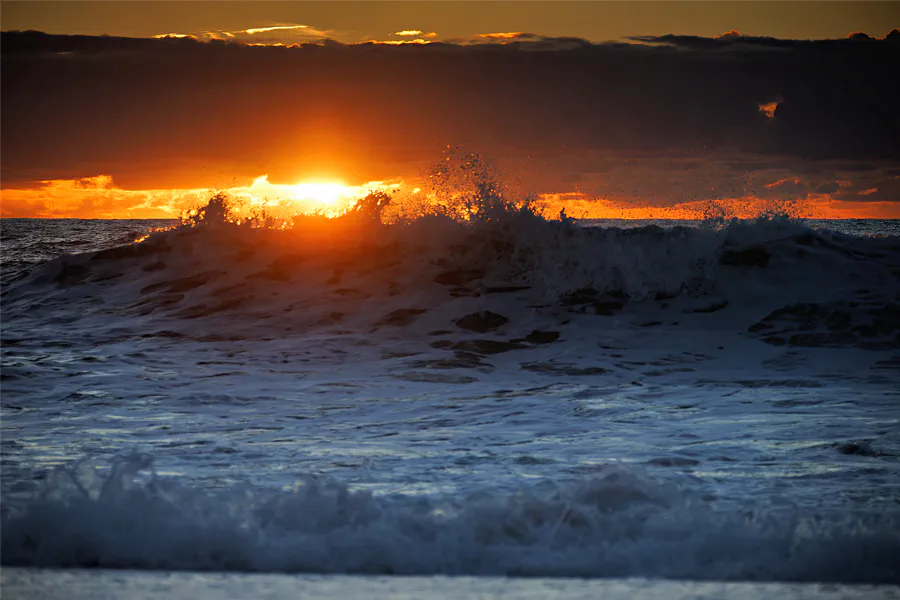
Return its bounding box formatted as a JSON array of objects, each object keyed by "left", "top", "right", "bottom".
[{"left": 4, "top": 569, "right": 899, "bottom": 600}]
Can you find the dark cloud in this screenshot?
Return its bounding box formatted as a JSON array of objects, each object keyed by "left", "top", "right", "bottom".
[
  {"left": 1, "top": 30, "right": 191, "bottom": 55},
  {"left": 468, "top": 32, "right": 594, "bottom": 50},
  {"left": 2, "top": 30, "right": 898, "bottom": 195},
  {"left": 627, "top": 33, "right": 795, "bottom": 51},
  {"left": 628, "top": 30, "right": 900, "bottom": 49}
]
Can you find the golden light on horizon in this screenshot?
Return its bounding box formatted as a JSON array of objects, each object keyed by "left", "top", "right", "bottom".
[
  {"left": 289, "top": 182, "right": 349, "bottom": 206},
  {"left": 369, "top": 38, "right": 433, "bottom": 45},
  {"left": 243, "top": 24, "right": 310, "bottom": 35},
  {"left": 244, "top": 174, "right": 400, "bottom": 215},
  {"left": 1, "top": 174, "right": 897, "bottom": 220},
  {"left": 480, "top": 32, "right": 526, "bottom": 40},
  {"left": 0, "top": 174, "right": 402, "bottom": 219}
]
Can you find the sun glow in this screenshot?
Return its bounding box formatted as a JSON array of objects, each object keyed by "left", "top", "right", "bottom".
[
  {"left": 2, "top": 174, "right": 897, "bottom": 220},
  {"left": 242, "top": 175, "right": 399, "bottom": 215},
  {"left": 289, "top": 182, "right": 349, "bottom": 206}
]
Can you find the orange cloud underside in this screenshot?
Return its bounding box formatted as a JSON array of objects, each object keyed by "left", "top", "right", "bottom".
[
  {"left": 758, "top": 101, "right": 780, "bottom": 119},
  {"left": 0, "top": 176, "right": 397, "bottom": 219},
  {"left": 480, "top": 32, "right": 526, "bottom": 40},
  {"left": 2, "top": 176, "right": 898, "bottom": 220}
]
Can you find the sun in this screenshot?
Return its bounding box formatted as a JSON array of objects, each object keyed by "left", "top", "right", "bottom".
[
  {"left": 241, "top": 174, "right": 402, "bottom": 216},
  {"left": 289, "top": 182, "right": 349, "bottom": 206},
  {"left": 248, "top": 175, "right": 352, "bottom": 208}
]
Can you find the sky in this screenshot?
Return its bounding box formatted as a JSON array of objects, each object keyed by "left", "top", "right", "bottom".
[
  {"left": 4, "top": 1, "right": 898, "bottom": 44},
  {"left": 2, "top": 1, "right": 899, "bottom": 218}
]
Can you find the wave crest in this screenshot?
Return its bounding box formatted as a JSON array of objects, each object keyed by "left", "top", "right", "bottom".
[{"left": 3, "top": 454, "right": 898, "bottom": 581}]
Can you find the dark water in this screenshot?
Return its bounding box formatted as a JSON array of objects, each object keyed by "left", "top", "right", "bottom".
[{"left": 1, "top": 214, "right": 899, "bottom": 582}]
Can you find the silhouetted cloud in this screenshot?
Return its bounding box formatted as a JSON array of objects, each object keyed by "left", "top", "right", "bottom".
[
  {"left": 627, "top": 29, "right": 899, "bottom": 50},
  {"left": 2, "top": 29, "right": 898, "bottom": 208}
]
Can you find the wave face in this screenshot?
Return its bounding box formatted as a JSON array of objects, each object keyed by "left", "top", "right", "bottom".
[
  {"left": 2, "top": 203, "right": 899, "bottom": 582},
  {"left": 2, "top": 209, "right": 899, "bottom": 351}
]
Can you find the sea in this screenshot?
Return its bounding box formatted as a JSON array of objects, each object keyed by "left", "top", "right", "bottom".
[{"left": 1, "top": 207, "right": 899, "bottom": 598}]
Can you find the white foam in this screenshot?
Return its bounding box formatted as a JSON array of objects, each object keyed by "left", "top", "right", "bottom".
[
  {"left": 3, "top": 455, "right": 899, "bottom": 581},
  {"left": 5, "top": 568, "right": 899, "bottom": 600}
]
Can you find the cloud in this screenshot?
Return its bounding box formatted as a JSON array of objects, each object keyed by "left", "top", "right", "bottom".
[
  {"left": 757, "top": 97, "right": 783, "bottom": 119},
  {"left": 0, "top": 175, "right": 207, "bottom": 218},
  {"left": 150, "top": 23, "right": 332, "bottom": 46},
  {"left": 2, "top": 30, "right": 898, "bottom": 214},
  {"left": 366, "top": 39, "right": 434, "bottom": 46},
  {"left": 152, "top": 33, "right": 196, "bottom": 40},
  {"left": 626, "top": 30, "right": 900, "bottom": 51},
  {"left": 479, "top": 32, "right": 537, "bottom": 40},
  {"left": 469, "top": 32, "right": 592, "bottom": 50},
  {"left": 243, "top": 25, "right": 309, "bottom": 35},
  {"left": 394, "top": 30, "right": 425, "bottom": 37},
  {"left": 388, "top": 30, "right": 439, "bottom": 41}
]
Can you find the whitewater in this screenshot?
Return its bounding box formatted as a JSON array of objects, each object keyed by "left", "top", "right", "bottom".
[{"left": 1, "top": 187, "right": 899, "bottom": 596}]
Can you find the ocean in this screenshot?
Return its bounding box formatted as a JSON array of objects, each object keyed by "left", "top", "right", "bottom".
[{"left": 1, "top": 207, "right": 899, "bottom": 596}]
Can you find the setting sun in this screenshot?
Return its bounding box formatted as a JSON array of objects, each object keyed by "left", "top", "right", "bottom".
[
  {"left": 289, "top": 182, "right": 350, "bottom": 206},
  {"left": 234, "top": 175, "right": 403, "bottom": 216}
]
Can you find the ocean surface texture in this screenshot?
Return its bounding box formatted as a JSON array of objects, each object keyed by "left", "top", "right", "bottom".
[{"left": 1, "top": 212, "right": 899, "bottom": 586}]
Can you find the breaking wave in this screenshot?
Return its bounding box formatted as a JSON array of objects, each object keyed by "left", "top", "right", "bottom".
[
  {"left": 4, "top": 146, "right": 898, "bottom": 317},
  {"left": 3, "top": 187, "right": 898, "bottom": 352},
  {"left": 2, "top": 454, "right": 898, "bottom": 582}
]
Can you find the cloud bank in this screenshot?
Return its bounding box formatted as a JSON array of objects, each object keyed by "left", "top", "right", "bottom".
[{"left": 2, "top": 29, "right": 898, "bottom": 216}]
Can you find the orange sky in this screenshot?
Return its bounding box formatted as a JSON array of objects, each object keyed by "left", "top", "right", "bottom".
[
  {"left": 2, "top": 3, "right": 898, "bottom": 219},
  {"left": 3, "top": 174, "right": 898, "bottom": 220},
  {"left": 4, "top": 1, "right": 897, "bottom": 45}
]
